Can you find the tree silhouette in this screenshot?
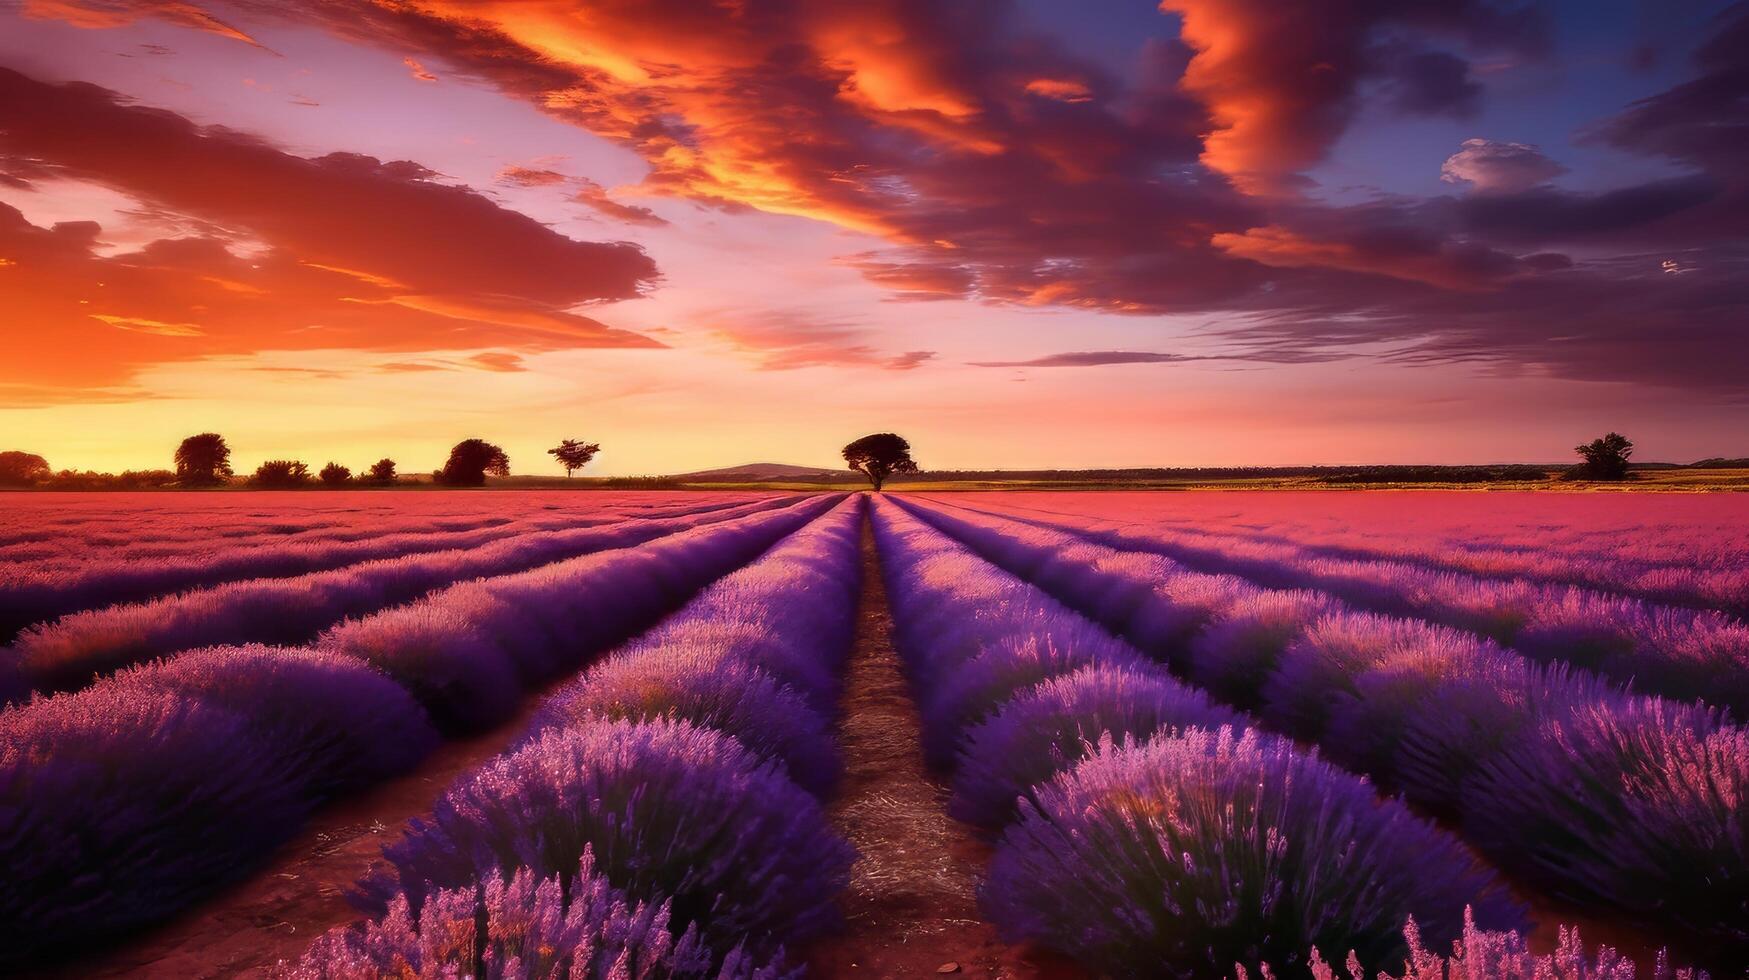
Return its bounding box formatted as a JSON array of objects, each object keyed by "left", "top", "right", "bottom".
[
  {"left": 1572, "top": 432, "right": 1635, "bottom": 481},
  {"left": 548, "top": 439, "right": 601, "bottom": 478},
  {"left": 843, "top": 433, "right": 919, "bottom": 491},
  {"left": 252, "top": 460, "right": 311, "bottom": 488},
  {"left": 441, "top": 439, "right": 511, "bottom": 486},
  {"left": 0, "top": 451, "right": 50, "bottom": 487},
  {"left": 174, "top": 433, "right": 233, "bottom": 486},
  {"left": 367, "top": 458, "right": 398, "bottom": 485},
  {"left": 319, "top": 462, "right": 352, "bottom": 486}
]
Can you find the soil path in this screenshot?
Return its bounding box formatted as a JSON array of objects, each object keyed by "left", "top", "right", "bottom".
[
  {"left": 32, "top": 698, "right": 546, "bottom": 979},
  {"left": 805, "top": 522, "right": 1081, "bottom": 980}
]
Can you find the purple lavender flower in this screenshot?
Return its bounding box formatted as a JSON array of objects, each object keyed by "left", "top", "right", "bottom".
[
  {"left": 919, "top": 622, "right": 1145, "bottom": 770},
  {"left": 1465, "top": 695, "right": 1749, "bottom": 958},
  {"left": 982, "top": 726, "right": 1524, "bottom": 978},
  {"left": 373, "top": 717, "right": 854, "bottom": 955},
  {"left": 950, "top": 663, "right": 1243, "bottom": 828},
  {"left": 287, "top": 849, "right": 794, "bottom": 979},
  {"left": 320, "top": 602, "right": 521, "bottom": 733},
  {"left": 1183, "top": 589, "right": 1341, "bottom": 709},
  {"left": 114, "top": 643, "right": 439, "bottom": 798},
  {"left": 0, "top": 685, "right": 308, "bottom": 965},
  {"left": 526, "top": 645, "right": 838, "bottom": 796}
]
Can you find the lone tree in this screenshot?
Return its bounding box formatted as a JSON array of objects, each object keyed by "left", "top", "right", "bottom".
[
  {"left": 252, "top": 460, "right": 311, "bottom": 488},
  {"left": 843, "top": 432, "right": 918, "bottom": 491},
  {"left": 548, "top": 438, "right": 602, "bottom": 478},
  {"left": 441, "top": 438, "right": 511, "bottom": 487},
  {"left": 319, "top": 462, "right": 352, "bottom": 486},
  {"left": 0, "top": 451, "right": 50, "bottom": 487},
  {"left": 174, "top": 433, "right": 233, "bottom": 486},
  {"left": 1572, "top": 432, "right": 1635, "bottom": 481},
  {"left": 367, "top": 458, "right": 398, "bottom": 485}
]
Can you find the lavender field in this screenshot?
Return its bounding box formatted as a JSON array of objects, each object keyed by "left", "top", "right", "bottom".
[{"left": 2, "top": 490, "right": 1744, "bottom": 979}]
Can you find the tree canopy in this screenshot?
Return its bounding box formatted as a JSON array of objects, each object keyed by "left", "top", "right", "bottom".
[
  {"left": 1571, "top": 432, "right": 1634, "bottom": 481},
  {"left": 441, "top": 439, "right": 511, "bottom": 486},
  {"left": 548, "top": 439, "right": 601, "bottom": 478},
  {"left": 0, "top": 451, "right": 50, "bottom": 487},
  {"left": 319, "top": 462, "right": 352, "bottom": 486},
  {"left": 843, "top": 432, "right": 919, "bottom": 491},
  {"left": 367, "top": 458, "right": 398, "bottom": 485},
  {"left": 174, "top": 433, "right": 233, "bottom": 486},
  {"left": 252, "top": 460, "right": 311, "bottom": 488}
]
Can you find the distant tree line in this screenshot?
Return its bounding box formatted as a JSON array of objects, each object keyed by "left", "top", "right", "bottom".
[
  {"left": 0, "top": 433, "right": 600, "bottom": 489},
  {"left": 0, "top": 430, "right": 1677, "bottom": 490}
]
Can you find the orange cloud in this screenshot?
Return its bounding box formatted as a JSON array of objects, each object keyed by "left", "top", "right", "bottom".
[
  {"left": 404, "top": 56, "right": 438, "bottom": 82},
  {"left": 708, "top": 311, "right": 935, "bottom": 372},
  {"left": 1024, "top": 78, "right": 1093, "bottom": 103},
  {"left": 0, "top": 68, "right": 660, "bottom": 404},
  {"left": 1213, "top": 225, "right": 1517, "bottom": 290},
  {"left": 21, "top": 0, "right": 260, "bottom": 45},
  {"left": 1159, "top": 0, "right": 1546, "bottom": 195}
]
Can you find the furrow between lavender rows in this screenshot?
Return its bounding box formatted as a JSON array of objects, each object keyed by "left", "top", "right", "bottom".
[
  {"left": 0, "top": 493, "right": 843, "bottom": 972},
  {"left": 280, "top": 495, "right": 867, "bottom": 977},
  {"left": 923, "top": 494, "right": 1749, "bottom": 716},
  {"left": 898, "top": 496, "right": 1744, "bottom": 969},
  {"left": 0, "top": 494, "right": 808, "bottom": 703}
]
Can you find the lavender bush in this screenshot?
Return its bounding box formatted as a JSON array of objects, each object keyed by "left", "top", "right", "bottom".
[
  {"left": 1280, "top": 911, "right": 1708, "bottom": 980},
  {"left": 983, "top": 727, "right": 1524, "bottom": 979},
  {"left": 0, "top": 686, "right": 307, "bottom": 964},
  {"left": 372, "top": 717, "right": 854, "bottom": 955},
  {"left": 1465, "top": 697, "right": 1749, "bottom": 957},
  {"left": 526, "top": 648, "right": 838, "bottom": 795},
  {"left": 113, "top": 644, "right": 439, "bottom": 798},
  {"left": 950, "top": 663, "right": 1243, "bottom": 828},
  {"left": 286, "top": 849, "right": 792, "bottom": 979},
  {"left": 918, "top": 623, "right": 1145, "bottom": 770}
]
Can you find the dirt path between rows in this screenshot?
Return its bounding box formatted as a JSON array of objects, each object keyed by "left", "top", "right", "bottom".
[
  {"left": 804, "top": 523, "right": 1081, "bottom": 980},
  {"left": 32, "top": 699, "right": 545, "bottom": 979}
]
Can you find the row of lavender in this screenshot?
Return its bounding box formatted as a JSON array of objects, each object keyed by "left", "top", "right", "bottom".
[
  {"left": 952, "top": 492, "right": 1749, "bottom": 619},
  {"left": 0, "top": 493, "right": 746, "bottom": 557},
  {"left": 0, "top": 494, "right": 763, "bottom": 641},
  {"left": 284, "top": 496, "right": 867, "bottom": 977},
  {"left": 0, "top": 495, "right": 840, "bottom": 969},
  {"left": 899, "top": 498, "right": 1745, "bottom": 968},
  {"left": 871, "top": 499, "right": 1541, "bottom": 976},
  {"left": 932, "top": 495, "right": 1749, "bottom": 716},
  {"left": 1, "top": 495, "right": 803, "bottom": 703}
]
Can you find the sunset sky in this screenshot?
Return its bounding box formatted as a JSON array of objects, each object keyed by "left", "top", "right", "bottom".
[{"left": 1, "top": 0, "right": 1744, "bottom": 475}]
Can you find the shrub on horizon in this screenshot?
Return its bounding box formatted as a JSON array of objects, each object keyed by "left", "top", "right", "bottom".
[{"left": 252, "top": 459, "right": 312, "bottom": 488}]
